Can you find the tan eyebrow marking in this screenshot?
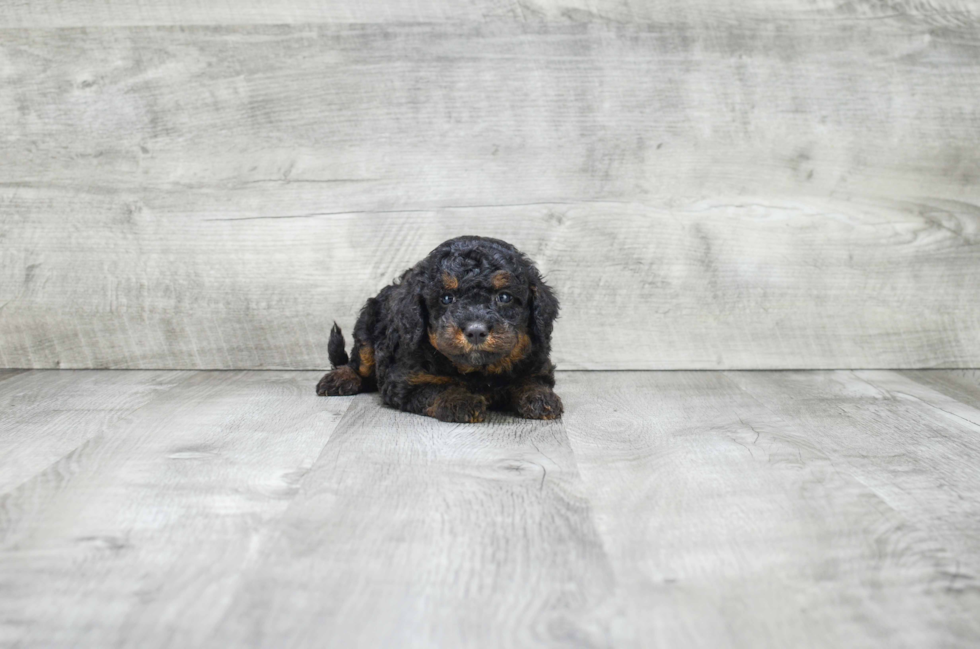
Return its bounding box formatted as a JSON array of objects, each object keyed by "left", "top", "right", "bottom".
[
  {"left": 491, "top": 272, "right": 511, "bottom": 290},
  {"left": 442, "top": 272, "right": 459, "bottom": 290}
]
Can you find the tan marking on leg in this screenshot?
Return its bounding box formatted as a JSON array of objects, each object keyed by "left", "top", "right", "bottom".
[
  {"left": 358, "top": 346, "right": 375, "bottom": 377},
  {"left": 407, "top": 372, "right": 454, "bottom": 386}
]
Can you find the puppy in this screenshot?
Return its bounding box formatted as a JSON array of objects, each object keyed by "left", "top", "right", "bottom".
[{"left": 316, "top": 236, "right": 562, "bottom": 423}]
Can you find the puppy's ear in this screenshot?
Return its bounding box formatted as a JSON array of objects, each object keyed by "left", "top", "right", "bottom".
[
  {"left": 393, "top": 273, "right": 429, "bottom": 349},
  {"left": 528, "top": 270, "right": 559, "bottom": 347}
]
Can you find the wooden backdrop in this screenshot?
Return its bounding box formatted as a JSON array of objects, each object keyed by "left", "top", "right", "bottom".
[{"left": 1, "top": 1, "right": 979, "bottom": 370}]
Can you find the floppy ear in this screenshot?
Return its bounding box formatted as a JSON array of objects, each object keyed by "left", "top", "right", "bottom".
[
  {"left": 528, "top": 271, "right": 559, "bottom": 347},
  {"left": 392, "top": 273, "right": 429, "bottom": 350}
]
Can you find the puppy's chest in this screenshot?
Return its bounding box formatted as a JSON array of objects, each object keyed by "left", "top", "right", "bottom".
[{"left": 459, "top": 373, "right": 514, "bottom": 396}]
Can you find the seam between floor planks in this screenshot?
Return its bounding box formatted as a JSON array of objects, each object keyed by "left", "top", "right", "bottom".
[
  {"left": 0, "top": 371, "right": 356, "bottom": 648},
  {"left": 723, "top": 371, "right": 980, "bottom": 625},
  {"left": 2, "top": 370, "right": 980, "bottom": 648},
  {"left": 0, "top": 369, "right": 197, "bottom": 495},
  {"left": 209, "top": 390, "right": 623, "bottom": 648},
  {"left": 561, "top": 370, "right": 980, "bottom": 648}
]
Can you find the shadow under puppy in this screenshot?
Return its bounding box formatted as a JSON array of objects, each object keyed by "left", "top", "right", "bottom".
[{"left": 316, "top": 236, "right": 562, "bottom": 423}]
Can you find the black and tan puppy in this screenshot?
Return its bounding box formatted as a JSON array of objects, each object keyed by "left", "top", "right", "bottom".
[{"left": 316, "top": 236, "right": 561, "bottom": 423}]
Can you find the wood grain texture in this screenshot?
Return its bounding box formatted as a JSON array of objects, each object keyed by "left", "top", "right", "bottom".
[
  {"left": 0, "top": 0, "right": 520, "bottom": 27},
  {"left": 0, "top": 371, "right": 352, "bottom": 648},
  {"left": 726, "top": 370, "right": 980, "bottom": 614},
  {"left": 0, "top": 369, "right": 189, "bottom": 493},
  {"left": 519, "top": 0, "right": 980, "bottom": 25},
  {"left": 212, "top": 392, "right": 617, "bottom": 648},
  {"left": 561, "top": 370, "right": 980, "bottom": 648},
  {"left": 1, "top": 22, "right": 979, "bottom": 369},
  {"left": 0, "top": 369, "right": 27, "bottom": 384},
  {"left": 3, "top": 370, "right": 980, "bottom": 647},
  {"left": 2, "top": 0, "right": 977, "bottom": 26},
  {"left": 900, "top": 369, "right": 980, "bottom": 409}
]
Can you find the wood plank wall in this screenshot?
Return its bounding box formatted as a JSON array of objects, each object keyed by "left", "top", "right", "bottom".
[{"left": 1, "top": 2, "right": 979, "bottom": 369}]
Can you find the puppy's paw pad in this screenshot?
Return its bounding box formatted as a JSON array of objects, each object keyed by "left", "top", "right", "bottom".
[
  {"left": 516, "top": 387, "right": 563, "bottom": 420},
  {"left": 316, "top": 367, "right": 361, "bottom": 396}
]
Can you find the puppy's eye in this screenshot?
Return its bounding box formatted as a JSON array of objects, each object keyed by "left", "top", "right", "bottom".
[
  {"left": 497, "top": 292, "right": 513, "bottom": 304},
  {"left": 440, "top": 294, "right": 455, "bottom": 305}
]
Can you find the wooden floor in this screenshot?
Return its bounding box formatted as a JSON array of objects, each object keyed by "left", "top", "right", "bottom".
[{"left": 1, "top": 370, "right": 979, "bottom": 648}]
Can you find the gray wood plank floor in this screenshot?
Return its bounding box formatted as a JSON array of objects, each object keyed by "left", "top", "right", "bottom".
[{"left": 1, "top": 370, "right": 978, "bottom": 647}]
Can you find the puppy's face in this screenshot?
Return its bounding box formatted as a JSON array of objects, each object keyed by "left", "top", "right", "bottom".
[{"left": 426, "top": 267, "right": 531, "bottom": 373}]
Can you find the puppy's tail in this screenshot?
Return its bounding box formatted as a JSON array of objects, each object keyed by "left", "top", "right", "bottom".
[{"left": 328, "top": 322, "right": 349, "bottom": 368}]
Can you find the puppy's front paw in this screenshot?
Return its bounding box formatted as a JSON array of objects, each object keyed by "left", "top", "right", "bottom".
[
  {"left": 426, "top": 387, "right": 488, "bottom": 423},
  {"left": 514, "top": 385, "right": 563, "bottom": 420},
  {"left": 316, "top": 366, "right": 362, "bottom": 396}
]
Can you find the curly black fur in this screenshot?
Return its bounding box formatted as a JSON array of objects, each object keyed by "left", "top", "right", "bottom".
[{"left": 316, "top": 236, "right": 562, "bottom": 423}]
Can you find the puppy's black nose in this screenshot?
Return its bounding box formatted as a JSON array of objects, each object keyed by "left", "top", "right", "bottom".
[{"left": 464, "top": 322, "right": 490, "bottom": 344}]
